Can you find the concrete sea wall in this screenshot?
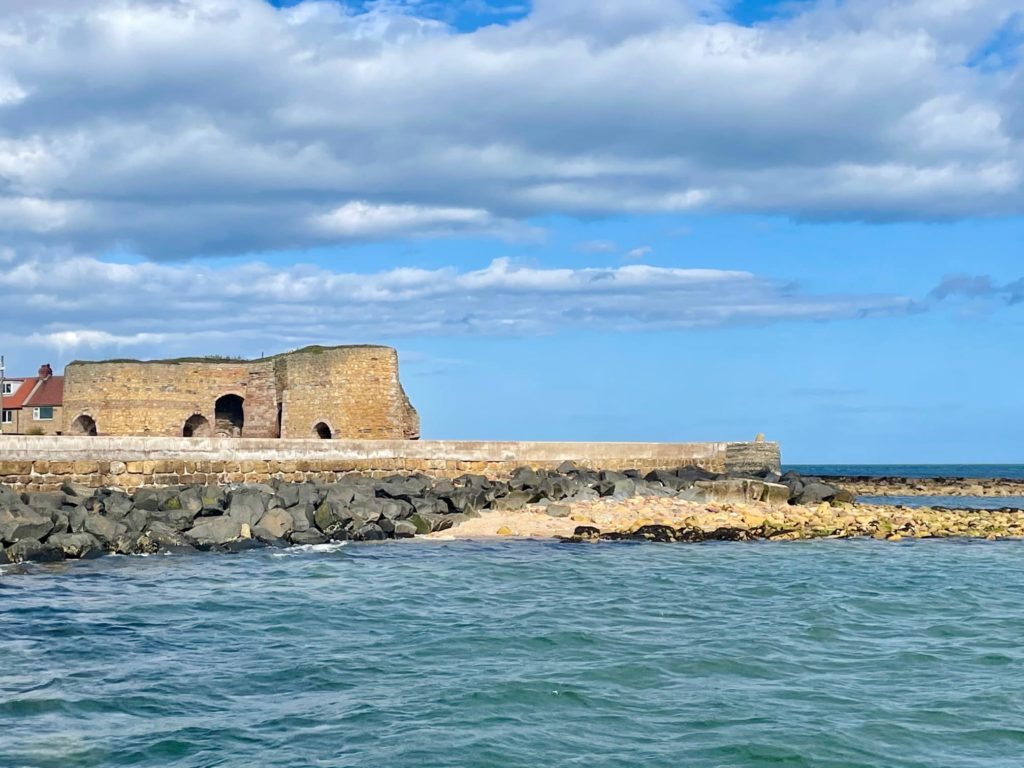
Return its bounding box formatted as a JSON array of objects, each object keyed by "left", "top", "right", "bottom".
[{"left": 0, "top": 437, "right": 781, "bottom": 492}]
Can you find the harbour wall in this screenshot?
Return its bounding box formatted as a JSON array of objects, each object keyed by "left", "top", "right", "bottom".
[{"left": 0, "top": 436, "right": 781, "bottom": 492}]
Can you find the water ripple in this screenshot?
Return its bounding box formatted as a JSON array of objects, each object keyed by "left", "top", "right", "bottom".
[{"left": 4, "top": 539, "right": 1024, "bottom": 767}]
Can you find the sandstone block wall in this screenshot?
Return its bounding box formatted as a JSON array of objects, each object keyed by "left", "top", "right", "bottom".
[
  {"left": 0, "top": 436, "right": 780, "bottom": 492},
  {"left": 279, "top": 347, "right": 419, "bottom": 440},
  {"left": 61, "top": 345, "right": 419, "bottom": 440}
]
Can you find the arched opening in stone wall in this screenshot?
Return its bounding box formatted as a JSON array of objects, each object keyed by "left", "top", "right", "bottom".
[
  {"left": 70, "top": 414, "right": 98, "bottom": 436},
  {"left": 277, "top": 403, "right": 283, "bottom": 438},
  {"left": 314, "top": 421, "right": 332, "bottom": 439},
  {"left": 214, "top": 394, "right": 245, "bottom": 437},
  {"left": 182, "top": 414, "right": 211, "bottom": 438}
]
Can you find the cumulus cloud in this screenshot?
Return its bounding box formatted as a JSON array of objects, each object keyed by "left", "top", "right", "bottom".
[
  {"left": 0, "top": 0, "right": 1020, "bottom": 258},
  {"left": 0, "top": 248, "right": 916, "bottom": 366}
]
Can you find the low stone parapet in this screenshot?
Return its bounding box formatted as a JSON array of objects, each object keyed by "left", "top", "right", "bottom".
[{"left": 0, "top": 436, "right": 780, "bottom": 492}]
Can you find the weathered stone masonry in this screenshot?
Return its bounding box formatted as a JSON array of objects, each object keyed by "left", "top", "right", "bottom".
[
  {"left": 61, "top": 345, "right": 419, "bottom": 441},
  {"left": 0, "top": 436, "right": 781, "bottom": 492}
]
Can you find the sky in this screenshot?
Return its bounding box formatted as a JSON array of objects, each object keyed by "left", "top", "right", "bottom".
[{"left": 0, "top": 0, "right": 1023, "bottom": 462}]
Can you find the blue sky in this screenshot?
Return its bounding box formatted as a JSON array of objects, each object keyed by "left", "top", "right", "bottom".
[{"left": 0, "top": 0, "right": 1023, "bottom": 462}]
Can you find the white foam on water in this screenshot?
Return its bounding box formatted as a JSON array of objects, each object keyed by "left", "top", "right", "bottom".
[{"left": 270, "top": 541, "right": 348, "bottom": 557}]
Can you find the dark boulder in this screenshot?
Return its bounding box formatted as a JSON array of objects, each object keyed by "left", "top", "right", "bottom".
[
  {"left": 346, "top": 498, "right": 385, "bottom": 529},
  {"left": 287, "top": 502, "right": 316, "bottom": 532},
  {"left": 149, "top": 505, "right": 201, "bottom": 532},
  {"left": 83, "top": 513, "right": 127, "bottom": 545},
  {"left": 133, "top": 487, "right": 169, "bottom": 512},
  {"left": 289, "top": 529, "right": 327, "bottom": 546},
  {"left": 274, "top": 483, "right": 301, "bottom": 509},
  {"left": 489, "top": 490, "right": 533, "bottom": 512},
  {"left": 185, "top": 517, "right": 245, "bottom": 547},
  {"left": 392, "top": 519, "right": 417, "bottom": 538},
  {"left": 644, "top": 470, "right": 688, "bottom": 491},
  {"left": 199, "top": 485, "right": 227, "bottom": 514},
  {"left": 323, "top": 484, "right": 356, "bottom": 506},
  {"left": 352, "top": 522, "right": 387, "bottom": 541},
  {"left": 0, "top": 505, "right": 54, "bottom": 544},
  {"left": 454, "top": 473, "right": 490, "bottom": 489},
  {"left": 254, "top": 508, "right": 294, "bottom": 541},
  {"left": 22, "top": 492, "right": 65, "bottom": 512},
  {"left": 533, "top": 475, "right": 573, "bottom": 502},
  {"left": 226, "top": 489, "right": 266, "bottom": 526},
  {"left": 566, "top": 487, "right": 600, "bottom": 502},
  {"left": 141, "top": 521, "right": 193, "bottom": 550},
  {"left": 173, "top": 487, "right": 205, "bottom": 515},
  {"left": 313, "top": 500, "right": 348, "bottom": 534},
  {"left": 509, "top": 466, "right": 541, "bottom": 491},
  {"left": 432, "top": 479, "right": 455, "bottom": 496},
  {"left": 598, "top": 478, "right": 636, "bottom": 499},
  {"left": 124, "top": 508, "right": 151, "bottom": 533},
  {"left": 67, "top": 506, "right": 87, "bottom": 533},
  {"left": 379, "top": 498, "right": 414, "bottom": 520},
  {"left": 675, "top": 465, "right": 717, "bottom": 483},
  {"left": 2, "top": 538, "right": 64, "bottom": 563},
  {"left": 444, "top": 487, "right": 487, "bottom": 518},
  {"left": 793, "top": 482, "right": 839, "bottom": 505},
  {"left": 48, "top": 532, "right": 103, "bottom": 559},
  {"left": 102, "top": 490, "right": 135, "bottom": 518},
  {"left": 408, "top": 512, "right": 453, "bottom": 534},
  {"left": 49, "top": 509, "right": 70, "bottom": 536}
]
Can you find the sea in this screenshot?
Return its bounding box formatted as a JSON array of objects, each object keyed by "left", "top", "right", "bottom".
[{"left": 3, "top": 466, "right": 1024, "bottom": 767}]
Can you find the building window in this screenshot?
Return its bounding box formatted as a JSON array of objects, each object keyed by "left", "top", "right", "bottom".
[
  {"left": 1, "top": 409, "right": 12, "bottom": 424},
  {"left": 33, "top": 406, "right": 54, "bottom": 421},
  {"left": 1, "top": 381, "right": 14, "bottom": 396}
]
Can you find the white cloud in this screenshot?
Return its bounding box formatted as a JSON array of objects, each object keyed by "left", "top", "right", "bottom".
[
  {"left": 312, "top": 201, "right": 502, "bottom": 238},
  {"left": 0, "top": 248, "right": 916, "bottom": 369},
  {"left": 0, "top": 0, "right": 1019, "bottom": 257},
  {"left": 625, "top": 246, "right": 653, "bottom": 259}
]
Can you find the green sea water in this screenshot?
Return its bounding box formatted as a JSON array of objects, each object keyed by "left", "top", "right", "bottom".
[{"left": 3, "top": 539, "right": 1024, "bottom": 767}]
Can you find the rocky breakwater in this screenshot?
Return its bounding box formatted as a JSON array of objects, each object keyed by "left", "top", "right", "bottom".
[
  {"left": 0, "top": 464, "right": 801, "bottom": 564},
  {"left": 825, "top": 475, "right": 1024, "bottom": 498},
  {"left": 3, "top": 466, "right": 1020, "bottom": 565}
]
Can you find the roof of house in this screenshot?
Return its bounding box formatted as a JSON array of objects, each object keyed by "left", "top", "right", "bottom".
[
  {"left": 2, "top": 378, "right": 35, "bottom": 410},
  {"left": 25, "top": 376, "right": 65, "bottom": 408}
]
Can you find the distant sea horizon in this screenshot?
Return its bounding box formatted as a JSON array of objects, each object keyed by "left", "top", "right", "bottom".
[{"left": 786, "top": 464, "right": 1024, "bottom": 479}]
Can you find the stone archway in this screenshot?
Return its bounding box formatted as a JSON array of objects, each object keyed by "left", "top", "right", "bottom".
[
  {"left": 70, "top": 414, "right": 98, "bottom": 436},
  {"left": 313, "top": 421, "right": 332, "bottom": 439},
  {"left": 214, "top": 394, "right": 245, "bottom": 437},
  {"left": 182, "top": 414, "right": 211, "bottom": 438}
]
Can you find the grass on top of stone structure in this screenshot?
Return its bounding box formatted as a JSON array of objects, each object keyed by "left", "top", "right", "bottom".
[{"left": 66, "top": 344, "right": 392, "bottom": 367}]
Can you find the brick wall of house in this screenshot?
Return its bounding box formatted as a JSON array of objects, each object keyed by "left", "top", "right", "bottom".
[{"left": 2, "top": 406, "right": 63, "bottom": 435}]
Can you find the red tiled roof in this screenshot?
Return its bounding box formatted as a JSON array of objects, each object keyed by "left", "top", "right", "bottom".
[
  {"left": 25, "top": 376, "right": 64, "bottom": 408},
  {"left": 2, "top": 378, "right": 35, "bottom": 409}
]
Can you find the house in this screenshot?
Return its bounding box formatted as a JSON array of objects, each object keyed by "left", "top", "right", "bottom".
[{"left": 1, "top": 364, "right": 65, "bottom": 435}]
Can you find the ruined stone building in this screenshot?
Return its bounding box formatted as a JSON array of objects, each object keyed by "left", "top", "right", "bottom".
[{"left": 60, "top": 345, "right": 419, "bottom": 440}]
